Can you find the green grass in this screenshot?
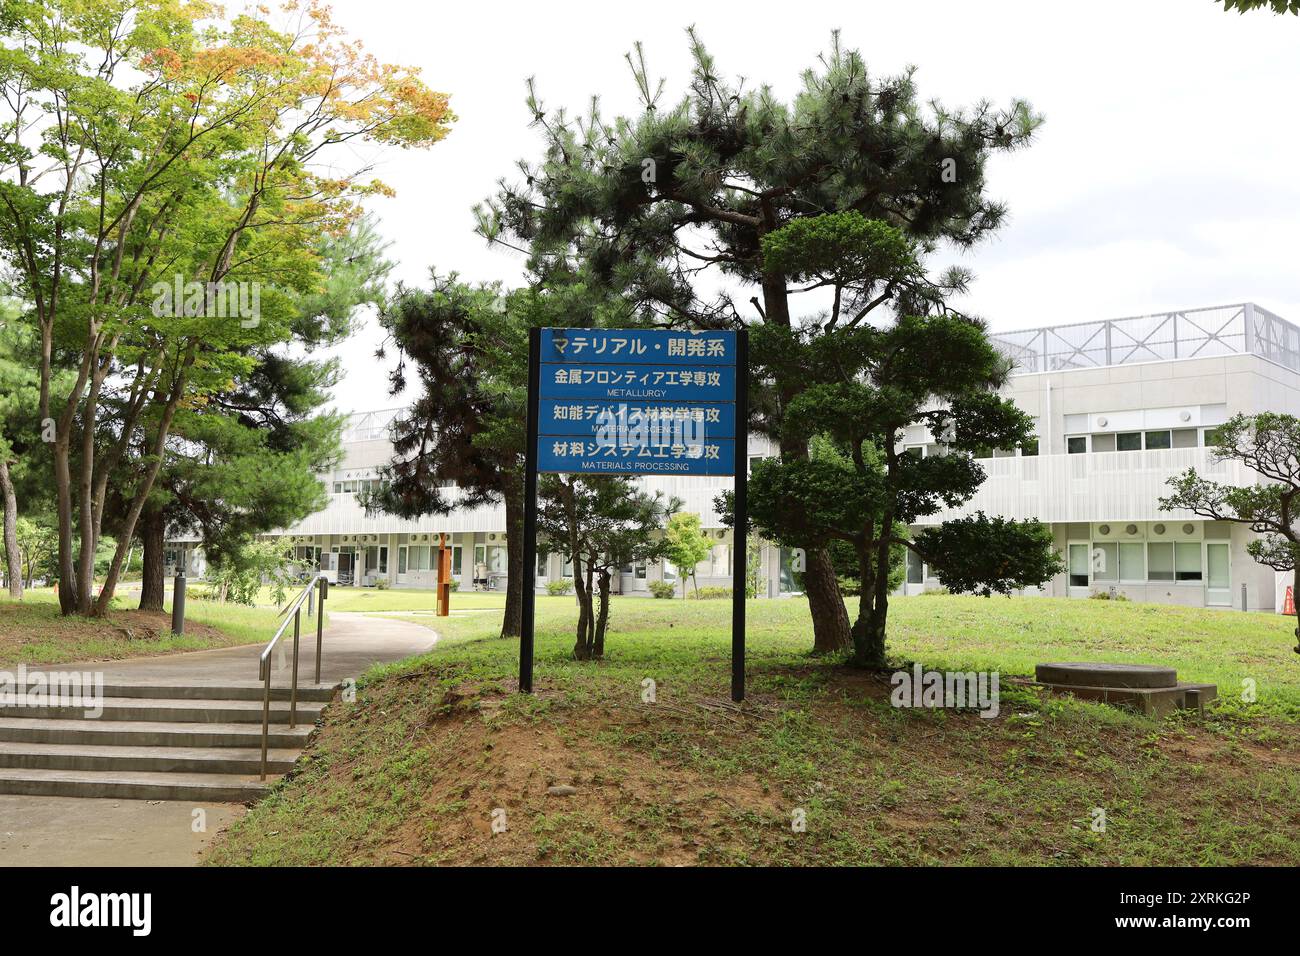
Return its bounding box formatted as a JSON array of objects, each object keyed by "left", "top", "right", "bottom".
[
  {"left": 0, "top": 588, "right": 316, "bottom": 668},
  {"left": 208, "top": 594, "right": 1300, "bottom": 867},
  {"left": 321, "top": 587, "right": 505, "bottom": 613}
]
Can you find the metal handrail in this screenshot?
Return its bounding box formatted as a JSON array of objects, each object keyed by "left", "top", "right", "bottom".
[{"left": 257, "top": 572, "right": 329, "bottom": 780}]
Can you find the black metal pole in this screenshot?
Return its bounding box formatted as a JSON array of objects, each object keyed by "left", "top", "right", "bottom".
[
  {"left": 171, "top": 571, "right": 186, "bottom": 637},
  {"left": 519, "top": 327, "right": 541, "bottom": 694},
  {"left": 731, "top": 330, "right": 748, "bottom": 703}
]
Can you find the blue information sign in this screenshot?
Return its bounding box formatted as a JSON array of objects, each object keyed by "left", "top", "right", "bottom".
[
  {"left": 537, "top": 437, "right": 736, "bottom": 476},
  {"left": 539, "top": 328, "right": 736, "bottom": 365},
  {"left": 535, "top": 328, "right": 738, "bottom": 476},
  {"left": 538, "top": 399, "right": 736, "bottom": 439},
  {"left": 520, "top": 324, "right": 750, "bottom": 703}
]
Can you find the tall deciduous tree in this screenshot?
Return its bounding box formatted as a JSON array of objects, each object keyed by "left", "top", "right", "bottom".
[
  {"left": 133, "top": 215, "right": 390, "bottom": 610},
  {"left": 477, "top": 30, "right": 1039, "bottom": 653},
  {"left": 1220, "top": 1, "right": 1300, "bottom": 13},
  {"left": 1160, "top": 413, "right": 1300, "bottom": 655},
  {"left": 0, "top": 0, "right": 453, "bottom": 615}
]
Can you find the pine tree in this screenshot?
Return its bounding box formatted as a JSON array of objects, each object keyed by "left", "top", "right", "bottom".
[{"left": 478, "top": 30, "right": 1041, "bottom": 652}]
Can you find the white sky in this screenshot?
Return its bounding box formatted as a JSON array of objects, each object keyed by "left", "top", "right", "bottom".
[{"left": 316, "top": 0, "right": 1300, "bottom": 415}]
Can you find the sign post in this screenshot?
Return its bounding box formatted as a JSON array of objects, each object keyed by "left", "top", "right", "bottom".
[{"left": 519, "top": 326, "right": 747, "bottom": 700}]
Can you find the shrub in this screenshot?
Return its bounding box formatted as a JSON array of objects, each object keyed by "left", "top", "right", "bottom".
[
  {"left": 374, "top": 578, "right": 389, "bottom": 590},
  {"left": 1089, "top": 590, "right": 1129, "bottom": 601},
  {"left": 648, "top": 580, "right": 676, "bottom": 599},
  {"left": 547, "top": 579, "right": 574, "bottom": 596},
  {"left": 689, "top": 586, "right": 732, "bottom": 600}
]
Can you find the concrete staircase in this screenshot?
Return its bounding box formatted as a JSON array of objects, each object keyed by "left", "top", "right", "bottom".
[{"left": 0, "top": 681, "right": 336, "bottom": 802}]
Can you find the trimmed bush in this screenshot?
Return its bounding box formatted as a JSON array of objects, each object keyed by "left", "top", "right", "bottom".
[
  {"left": 648, "top": 580, "right": 676, "bottom": 599},
  {"left": 689, "top": 586, "right": 732, "bottom": 600},
  {"left": 547, "top": 579, "right": 574, "bottom": 596}
]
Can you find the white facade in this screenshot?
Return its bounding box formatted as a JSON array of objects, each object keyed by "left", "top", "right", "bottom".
[
  {"left": 169, "top": 302, "right": 1298, "bottom": 610},
  {"left": 902, "top": 303, "right": 1298, "bottom": 611}
]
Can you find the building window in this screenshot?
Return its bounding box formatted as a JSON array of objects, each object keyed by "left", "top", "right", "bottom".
[
  {"left": 1116, "top": 432, "right": 1142, "bottom": 452},
  {"left": 1020, "top": 437, "right": 1039, "bottom": 457},
  {"left": 536, "top": 551, "right": 547, "bottom": 577},
  {"left": 1067, "top": 436, "right": 1087, "bottom": 454},
  {"left": 1172, "top": 428, "right": 1199, "bottom": 449},
  {"left": 1206, "top": 543, "right": 1230, "bottom": 590},
  {"left": 906, "top": 549, "right": 924, "bottom": 585},
  {"left": 779, "top": 548, "right": 801, "bottom": 593},
  {"left": 1174, "top": 542, "right": 1202, "bottom": 582},
  {"left": 1144, "top": 430, "right": 1171, "bottom": 450},
  {"left": 1068, "top": 544, "right": 1090, "bottom": 587},
  {"left": 710, "top": 544, "right": 730, "bottom": 576},
  {"left": 488, "top": 545, "right": 507, "bottom": 574},
  {"left": 1147, "top": 542, "right": 1174, "bottom": 581},
  {"left": 1119, "top": 542, "right": 1145, "bottom": 581},
  {"left": 1092, "top": 543, "right": 1118, "bottom": 582}
]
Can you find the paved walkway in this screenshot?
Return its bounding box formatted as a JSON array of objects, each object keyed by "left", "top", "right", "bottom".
[{"left": 0, "top": 611, "right": 436, "bottom": 867}]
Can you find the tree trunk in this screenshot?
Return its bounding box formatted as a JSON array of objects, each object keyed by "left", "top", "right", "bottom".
[
  {"left": 53, "top": 438, "right": 77, "bottom": 615},
  {"left": 761, "top": 263, "right": 852, "bottom": 653},
  {"left": 500, "top": 482, "right": 523, "bottom": 638},
  {"left": 572, "top": 555, "right": 592, "bottom": 660},
  {"left": 93, "top": 356, "right": 193, "bottom": 616},
  {"left": 804, "top": 546, "right": 852, "bottom": 653},
  {"left": 850, "top": 543, "right": 886, "bottom": 667},
  {"left": 1292, "top": 564, "right": 1299, "bottom": 656},
  {"left": 138, "top": 507, "right": 166, "bottom": 611},
  {"left": 593, "top": 568, "right": 610, "bottom": 659},
  {"left": 0, "top": 458, "right": 21, "bottom": 599}
]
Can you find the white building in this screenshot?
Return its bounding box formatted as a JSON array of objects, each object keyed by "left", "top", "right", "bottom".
[{"left": 168, "top": 302, "right": 1298, "bottom": 610}]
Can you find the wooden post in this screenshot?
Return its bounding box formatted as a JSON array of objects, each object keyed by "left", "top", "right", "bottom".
[{"left": 437, "top": 532, "right": 451, "bottom": 617}]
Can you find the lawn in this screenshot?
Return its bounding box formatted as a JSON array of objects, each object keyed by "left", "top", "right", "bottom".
[
  {"left": 321, "top": 586, "right": 507, "bottom": 613},
  {"left": 207, "top": 594, "right": 1300, "bottom": 867},
  {"left": 0, "top": 588, "right": 314, "bottom": 669}
]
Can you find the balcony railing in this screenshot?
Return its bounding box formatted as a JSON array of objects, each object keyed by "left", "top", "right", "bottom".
[
  {"left": 991, "top": 303, "right": 1299, "bottom": 375},
  {"left": 918, "top": 447, "right": 1253, "bottom": 525}
]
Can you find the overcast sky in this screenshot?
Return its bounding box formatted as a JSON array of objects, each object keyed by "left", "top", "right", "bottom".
[{"left": 315, "top": 0, "right": 1300, "bottom": 415}]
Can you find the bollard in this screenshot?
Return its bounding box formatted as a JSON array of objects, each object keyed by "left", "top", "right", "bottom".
[
  {"left": 171, "top": 572, "right": 186, "bottom": 636},
  {"left": 1241, "top": 583, "right": 1248, "bottom": 613}
]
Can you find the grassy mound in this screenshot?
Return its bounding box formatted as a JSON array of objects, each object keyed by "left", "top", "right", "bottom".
[{"left": 207, "top": 595, "right": 1300, "bottom": 866}]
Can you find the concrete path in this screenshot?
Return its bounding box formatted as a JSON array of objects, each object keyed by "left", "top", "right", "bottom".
[{"left": 0, "top": 611, "right": 436, "bottom": 867}]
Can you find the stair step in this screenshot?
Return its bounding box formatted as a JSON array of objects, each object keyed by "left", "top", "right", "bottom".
[
  {"left": 0, "top": 717, "right": 314, "bottom": 749},
  {"left": 0, "top": 741, "right": 301, "bottom": 775},
  {"left": 0, "top": 697, "right": 327, "bottom": 724},
  {"left": 0, "top": 767, "right": 268, "bottom": 802},
  {"left": 97, "top": 682, "right": 337, "bottom": 702}
]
